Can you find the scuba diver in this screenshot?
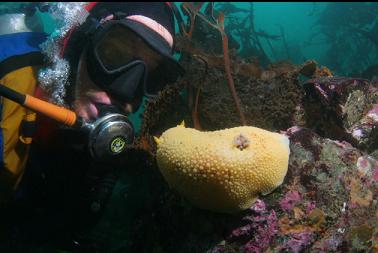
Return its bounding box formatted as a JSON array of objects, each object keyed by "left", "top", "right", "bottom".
[
  {"left": 0, "top": 3, "right": 48, "bottom": 208},
  {"left": 0, "top": 2, "right": 184, "bottom": 252}
]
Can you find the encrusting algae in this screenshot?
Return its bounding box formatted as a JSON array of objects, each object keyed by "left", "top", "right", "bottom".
[{"left": 154, "top": 122, "right": 290, "bottom": 213}]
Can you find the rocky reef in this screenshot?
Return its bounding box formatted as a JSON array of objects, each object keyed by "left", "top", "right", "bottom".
[
  {"left": 104, "top": 123, "right": 373, "bottom": 253},
  {"left": 128, "top": 126, "right": 377, "bottom": 252},
  {"left": 125, "top": 3, "right": 378, "bottom": 252},
  {"left": 303, "top": 77, "right": 378, "bottom": 155}
]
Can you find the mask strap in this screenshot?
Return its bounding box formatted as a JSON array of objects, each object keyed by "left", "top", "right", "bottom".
[
  {"left": 82, "top": 17, "right": 102, "bottom": 36},
  {"left": 112, "top": 12, "right": 127, "bottom": 20}
]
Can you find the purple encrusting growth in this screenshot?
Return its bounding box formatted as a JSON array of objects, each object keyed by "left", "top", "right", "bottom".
[
  {"left": 279, "top": 190, "right": 302, "bottom": 211},
  {"left": 230, "top": 199, "right": 278, "bottom": 253},
  {"left": 283, "top": 232, "right": 314, "bottom": 253},
  {"left": 306, "top": 201, "right": 316, "bottom": 214},
  {"left": 367, "top": 103, "right": 378, "bottom": 116},
  {"left": 373, "top": 168, "right": 378, "bottom": 182}
]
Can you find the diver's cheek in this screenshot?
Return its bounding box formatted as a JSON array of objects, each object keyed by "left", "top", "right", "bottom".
[
  {"left": 86, "top": 103, "right": 99, "bottom": 120},
  {"left": 74, "top": 97, "right": 99, "bottom": 121}
]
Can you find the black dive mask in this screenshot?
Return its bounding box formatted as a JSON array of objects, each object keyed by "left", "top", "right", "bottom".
[
  {"left": 86, "top": 21, "right": 179, "bottom": 111},
  {"left": 88, "top": 57, "right": 147, "bottom": 110}
]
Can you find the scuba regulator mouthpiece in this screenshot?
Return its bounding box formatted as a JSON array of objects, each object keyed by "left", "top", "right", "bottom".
[
  {"left": 0, "top": 84, "right": 134, "bottom": 161},
  {"left": 83, "top": 104, "right": 134, "bottom": 161}
]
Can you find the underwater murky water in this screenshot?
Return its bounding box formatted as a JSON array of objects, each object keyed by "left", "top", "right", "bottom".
[{"left": 0, "top": 2, "right": 377, "bottom": 253}]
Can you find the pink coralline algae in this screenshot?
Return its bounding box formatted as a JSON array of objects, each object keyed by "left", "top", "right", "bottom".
[
  {"left": 305, "top": 201, "right": 316, "bottom": 215},
  {"left": 348, "top": 104, "right": 378, "bottom": 151},
  {"left": 230, "top": 199, "right": 278, "bottom": 253},
  {"left": 313, "top": 234, "right": 343, "bottom": 252},
  {"left": 244, "top": 211, "right": 278, "bottom": 253},
  {"left": 250, "top": 198, "right": 266, "bottom": 213},
  {"left": 279, "top": 190, "right": 302, "bottom": 211},
  {"left": 367, "top": 104, "right": 378, "bottom": 121},
  {"left": 283, "top": 231, "right": 314, "bottom": 253},
  {"left": 356, "top": 155, "right": 378, "bottom": 181},
  {"left": 373, "top": 168, "right": 378, "bottom": 182}
]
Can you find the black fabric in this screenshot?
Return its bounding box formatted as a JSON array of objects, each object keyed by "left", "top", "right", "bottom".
[
  {"left": 20, "top": 120, "right": 36, "bottom": 138},
  {"left": 6, "top": 127, "right": 119, "bottom": 250},
  {"left": 117, "top": 19, "right": 182, "bottom": 71},
  {"left": 86, "top": 39, "right": 147, "bottom": 104},
  {"left": 145, "top": 63, "right": 174, "bottom": 95},
  {"left": 119, "top": 19, "right": 172, "bottom": 56},
  {"left": 108, "top": 63, "right": 146, "bottom": 103},
  {"left": 89, "top": 2, "right": 175, "bottom": 40},
  {"left": 0, "top": 84, "right": 26, "bottom": 105},
  {"left": 85, "top": 15, "right": 184, "bottom": 78},
  {"left": 86, "top": 2, "right": 184, "bottom": 78},
  {"left": 0, "top": 52, "right": 45, "bottom": 79}
]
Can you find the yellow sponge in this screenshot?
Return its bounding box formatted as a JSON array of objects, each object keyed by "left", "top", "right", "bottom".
[{"left": 155, "top": 124, "right": 290, "bottom": 213}]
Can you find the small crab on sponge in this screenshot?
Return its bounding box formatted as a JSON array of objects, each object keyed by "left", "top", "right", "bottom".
[{"left": 154, "top": 122, "right": 290, "bottom": 213}]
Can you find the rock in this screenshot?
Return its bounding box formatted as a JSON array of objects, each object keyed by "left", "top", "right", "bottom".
[
  {"left": 130, "top": 127, "right": 378, "bottom": 252},
  {"left": 303, "top": 77, "right": 378, "bottom": 153}
]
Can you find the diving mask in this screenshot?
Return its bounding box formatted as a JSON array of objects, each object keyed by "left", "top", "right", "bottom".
[{"left": 86, "top": 21, "right": 181, "bottom": 107}]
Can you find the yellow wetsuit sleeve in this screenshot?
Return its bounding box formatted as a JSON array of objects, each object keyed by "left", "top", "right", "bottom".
[{"left": 0, "top": 66, "right": 38, "bottom": 206}]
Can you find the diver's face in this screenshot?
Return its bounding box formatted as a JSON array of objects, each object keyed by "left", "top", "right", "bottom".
[
  {"left": 73, "top": 27, "right": 166, "bottom": 122},
  {"left": 73, "top": 51, "right": 139, "bottom": 121}
]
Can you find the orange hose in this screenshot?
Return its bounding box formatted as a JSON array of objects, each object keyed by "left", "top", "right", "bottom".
[{"left": 24, "top": 95, "right": 77, "bottom": 127}]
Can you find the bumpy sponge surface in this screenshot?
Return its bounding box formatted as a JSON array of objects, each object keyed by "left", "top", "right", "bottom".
[{"left": 155, "top": 125, "right": 290, "bottom": 213}]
